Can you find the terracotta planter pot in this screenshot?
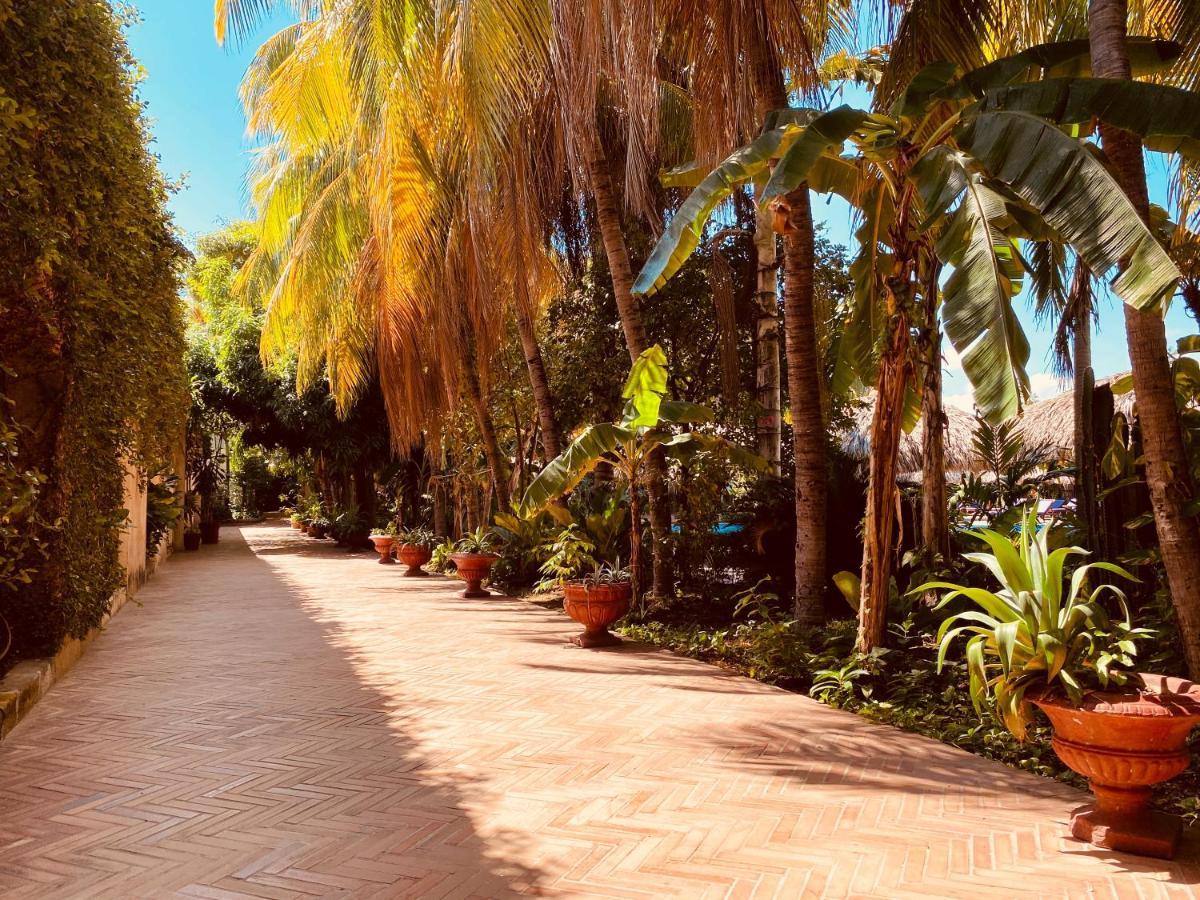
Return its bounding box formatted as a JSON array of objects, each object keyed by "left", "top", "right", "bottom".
[
  {"left": 183, "top": 532, "right": 202, "bottom": 551},
  {"left": 344, "top": 529, "right": 370, "bottom": 551},
  {"left": 312, "top": 523, "right": 329, "bottom": 539},
  {"left": 200, "top": 522, "right": 221, "bottom": 545},
  {"left": 370, "top": 535, "right": 396, "bottom": 564},
  {"left": 397, "top": 543, "right": 433, "bottom": 577},
  {"left": 562, "top": 581, "right": 632, "bottom": 648},
  {"left": 290, "top": 518, "right": 303, "bottom": 530},
  {"left": 450, "top": 552, "right": 498, "bottom": 598},
  {"left": 1031, "top": 673, "right": 1200, "bottom": 859}
]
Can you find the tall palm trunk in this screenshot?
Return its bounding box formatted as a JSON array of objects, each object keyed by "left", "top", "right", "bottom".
[
  {"left": 753, "top": 200, "right": 783, "bottom": 471},
  {"left": 920, "top": 301, "right": 949, "bottom": 567},
  {"left": 513, "top": 296, "right": 563, "bottom": 463},
  {"left": 1089, "top": 0, "right": 1200, "bottom": 677},
  {"left": 584, "top": 134, "right": 672, "bottom": 598},
  {"left": 512, "top": 225, "right": 564, "bottom": 463},
  {"left": 1071, "top": 266, "right": 1102, "bottom": 551},
  {"left": 460, "top": 329, "right": 510, "bottom": 511},
  {"left": 780, "top": 189, "right": 828, "bottom": 626}
]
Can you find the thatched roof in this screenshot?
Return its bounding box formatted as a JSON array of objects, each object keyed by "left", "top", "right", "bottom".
[
  {"left": 842, "top": 372, "right": 1135, "bottom": 474},
  {"left": 1011, "top": 373, "right": 1135, "bottom": 453},
  {"left": 842, "top": 401, "right": 978, "bottom": 473}
]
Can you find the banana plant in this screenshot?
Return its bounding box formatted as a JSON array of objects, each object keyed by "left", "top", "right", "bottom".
[
  {"left": 635, "top": 37, "right": 1194, "bottom": 652},
  {"left": 522, "top": 346, "right": 766, "bottom": 603}
]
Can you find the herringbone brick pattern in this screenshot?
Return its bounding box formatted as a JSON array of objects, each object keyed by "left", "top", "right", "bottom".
[{"left": 0, "top": 523, "right": 1196, "bottom": 898}]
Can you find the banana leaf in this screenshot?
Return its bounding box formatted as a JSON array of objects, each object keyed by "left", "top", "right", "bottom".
[
  {"left": 958, "top": 109, "right": 1180, "bottom": 310},
  {"left": 521, "top": 424, "right": 629, "bottom": 513},
  {"left": 980, "top": 78, "right": 1200, "bottom": 161},
  {"left": 935, "top": 174, "right": 1031, "bottom": 422},
  {"left": 621, "top": 345, "right": 668, "bottom": 427},
  {"left": 761, "top": 105, "right": 876, "bottom": 203}
]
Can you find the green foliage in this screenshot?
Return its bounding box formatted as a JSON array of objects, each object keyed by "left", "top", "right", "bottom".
[
  {"left": 397, "top": 526, "right": 438, "bottom": 548},
  {"left": 429, "top": 537, "right": 457, "bottom": 573},
  {"left": 535, "top": 525, "right": 598, "bottom": 591},
  {"left": 0, "top": 393, "right": 54, "bottom": 603},
  {"left": 0, "top": 0, "right": 188, "bottom": 660},
  {"left": 144, "top": 469, "right": 183, "bottom": 553},
  {"left": 918, "top": 511, "right": 1144, "bottom": 740},
  {"left": 455, "top": 526, "right": 501, "bottom": 554}
]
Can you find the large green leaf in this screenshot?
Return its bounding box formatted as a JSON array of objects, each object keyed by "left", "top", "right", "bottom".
[
  {"left": 658, "top": 432, "right": 769, "bottom": 472},
  {"left": 935, "top": 173, "right": 1030, "bottom": 422},
  {"left": 657, "top": 400, "right": 714, "bottom": 425},
  {"left": 521, "top": 424, "right": 627, "bottom": 513},
  {"left": 761, "top": 105, "right": 875, "bottom": 203},
  {"left": 634, "top": 120, "right": 808, "bottom": 297},
  {"left": 958, "top": 109, "right": 1180, "bottom": 310},
  {"left": 949, "top": 38, "right": 1181, "bottom": 99},
  {"left": 894, "top": 61, "right": 959, "bottom": 117},
  {"left": 980, "top": 78, "right": 1200, "bottom": 160},
  {"left": 621, "top": 345, "right": 668, "bottom": 428}
]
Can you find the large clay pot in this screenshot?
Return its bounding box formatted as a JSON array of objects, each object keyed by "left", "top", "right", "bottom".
[
  {"left": 450, "top": 552, "right": 498, "bottom": 598},
  {"left": 200, "top": 521, "right": 221, "bottom": 545},
  {"left": 1032, "top": 673, "right": 1200, "bottom": 859},
  {"left": 183, "top": 532, "right": 202, "bottom": 551},
  {"left": 312, "top": 523, "right": 329, "bottom": 539},
  {"left": 562, "top": 581, "right": 632, "bottom": 648},
  {"left": 345, "top": 529, "right": 370, "bottom": 551},
  {"left": 397, "top": 543, "right": 433, "bottom": 577},
  {"left": 290, "top": 517, "right": 303, "bottom": 530},
  {"left": 370, "top": 535, "right": 396, "bottom": 564}
]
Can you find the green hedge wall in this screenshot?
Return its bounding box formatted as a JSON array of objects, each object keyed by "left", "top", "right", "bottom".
[{"left": 0, "top": 0, "right": 187, "bottom": 662}]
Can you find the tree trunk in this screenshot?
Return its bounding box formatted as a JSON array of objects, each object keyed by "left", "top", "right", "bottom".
[
  {"left": 920, "top": 266, "right": 949, "bottom": 567},
  {"left": 512, "top": 230, "right": 564, "bottom": 462},
  {"left": 753, "top": 205, "right": 783, "bottom": 472},
  {"left": 1089, "top": 0, "right": 1200, "bottom": 677},
  {"left": 857, "top": 318, "right": 911, "bottom": 653},
  {"left": 460, "top": 350, "right": 510, "bottom": 512},
  {"left": 1071, "top": 266, "right": 1102, "bottom": 550},
  {"left": 780, "top": 189, "right": 827, "bottom": 626},
  {"left": 584, "top": 133, "right": 672, "bottom": 599}
]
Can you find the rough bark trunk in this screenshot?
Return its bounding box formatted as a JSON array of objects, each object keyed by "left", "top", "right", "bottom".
[
  {"left": 460, "top": 349, "right": 511, "bottom": 512},
  {"left": 512, "top": 232, "right": 564, "bottom": 462},
  {"left": 780, "top": 189, "right": 827, "bottom": 626},
  {"left": 857, "top": 319, "right": 911, "bottom": 653},
  {"left": 753, "top": 207, "right": 783, "bottom": 472},
  {"left": 1089, "top": 0, "right": 1200, "bottom": 677},
  {"left": 1071, "top": 266, "right": 1101, "bottom": 550},
  {"left": 920, "top": 262, "right": 949, "bottom": 568},
  {"left": 584, "top": 133, "right": 672, "bottom": 599}
]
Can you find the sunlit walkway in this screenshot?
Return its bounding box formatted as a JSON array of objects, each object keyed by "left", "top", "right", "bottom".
[{"left": 0, "top": 522, "right": 1195, "bottom": 898}]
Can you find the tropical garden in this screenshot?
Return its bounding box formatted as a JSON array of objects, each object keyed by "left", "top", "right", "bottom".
[{"left": 5, "top": 0, "right": 1200, "bottom": 863}]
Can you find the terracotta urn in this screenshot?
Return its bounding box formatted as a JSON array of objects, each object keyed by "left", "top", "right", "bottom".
[
  {"left": 450, "top": 552, "right": 498, "bottom": 598},
  {"left": 562, "top": 581, "right": 632, "bottom": 648},
  {"left": 369, "top": 535, "right": 396, "bottom": 564},
  {"left": 183, "top": 532, "right": 202, "bottom": 551},
  {"left": 200, "top": 521, "right": 221, "bottom": 545},
  {"left": 290, "top": 517, "right": 303, "bottom": 530},
  {"left": 312, "top": 523, "right": 329, "bottom": 539},
  {"left": 397, "top": 543, "right": 433, "bottom": 577},
  {"left": 1031, "top": 673, "right": 1200, "bottom": 859}
]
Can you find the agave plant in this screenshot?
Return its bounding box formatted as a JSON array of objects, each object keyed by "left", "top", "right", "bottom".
[
  {"left": 522, "top": 345, "right": 765, "bottom": 602},
  {"left": 398, "top": 526, "right": 438, "bottom": 549},
  {"left": 917, "top": 511, "right": 1145, "bottom": 740},
  {"left": 454, "top": 526, "right": 501, "bottom": 555}
]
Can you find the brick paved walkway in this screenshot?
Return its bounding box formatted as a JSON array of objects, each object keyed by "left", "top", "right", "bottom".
[{"left": 0, "top": 522, "right": 1196, "bottom": 898}]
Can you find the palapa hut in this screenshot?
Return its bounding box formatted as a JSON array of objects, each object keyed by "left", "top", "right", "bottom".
[
  {"left": 841, "top": 401, "right": 977, "bottom": 480},
  {"left": 1011, "top": 373, "right": 1136, "bottom": 461}
]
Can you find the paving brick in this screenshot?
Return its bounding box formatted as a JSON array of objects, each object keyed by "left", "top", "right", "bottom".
[{"left": 0, "top": 522, "right": 1196, "bottom": 898}]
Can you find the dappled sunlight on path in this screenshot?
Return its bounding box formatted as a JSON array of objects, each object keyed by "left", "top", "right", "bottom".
[{"left": 0, "top": 521, "right": 1196, "bottom": 897}]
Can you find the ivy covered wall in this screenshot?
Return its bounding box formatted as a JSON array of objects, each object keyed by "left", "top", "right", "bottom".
[{"left": 0, "top": 0, "right": 187, "bottom": 662}]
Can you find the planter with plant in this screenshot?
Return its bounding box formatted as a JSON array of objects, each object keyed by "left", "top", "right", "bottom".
[
  {"left": 922, "top": 512, "right": 1200, "bottom": 859},
  {"left": 370, "top": 521, "right": 398, "bottom": 564},
  {"left": 290, "top": 512, "right": 304, "bottom": 530},
  {"left": 189, "top": 440, "right": 227, "bottom": 545},
  {"left": 181, "top": 490, "right": 202, "bottom": 551},
  {"left": 450, "top": 527, "right": 501, "bottom": 598},
  {"left": 537, "top": 525, "right": 632, "bottom": 648},
  {"left": 396, "top": 526, "right": 437, "bottom": 577}
]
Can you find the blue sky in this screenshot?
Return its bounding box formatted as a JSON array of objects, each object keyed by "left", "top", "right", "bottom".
[{"left": 125, "top": 2, "right": 1196, "bottom": 408}]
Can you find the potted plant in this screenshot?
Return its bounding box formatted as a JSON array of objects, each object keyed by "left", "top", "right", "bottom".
[
  {"left": 289, "top": 511, "right": 303, "bottom": 530},
  {"left": 538, "top": 525, "right": 632, "bottom": 648},
  {"left": 189, "top": 441, "right": 226, "bottom": 545},
  {"left": 396, "top": 526, "right": 437, "bottom": 577},
  {"left": 449, "top": 527, "right": 501, "bottom": 598},
  {"left": 370, "top": 521, "right": 398, "bottom": 564},
  {"left": 182, "top": 490, "right": 202, "bottom": 551},
  {"left": 921, "top": 512, "right": 1200, "bottom": 859},
  {"left": 310, "top": 507, "right": 330, "bottom": 539}
]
